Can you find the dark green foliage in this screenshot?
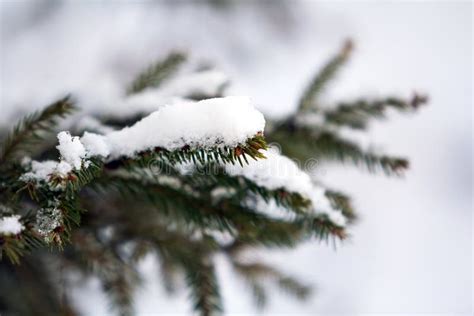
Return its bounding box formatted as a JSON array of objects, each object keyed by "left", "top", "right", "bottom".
[
  {"left": 0, "top": 227, "right": 44, "bottom": 265},
  {"left": 0, "top": 252, "right": 78, "bottom": 316},
  {"left": 184, "top": 255, "right": 222, "bottom": 316},
  {"left": 127, "top": 52, "right": 186, "bottom": 95},
  {"left": 117, "top": 133, "right": 267, "bottom": 168},
  {"left": 0, "top": 41, "right": 425, "bottom": 316},
  {"left": 19, "top": 158, "right": 105, "bottom": 249}
]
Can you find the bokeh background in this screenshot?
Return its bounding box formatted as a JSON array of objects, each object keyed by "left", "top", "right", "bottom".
[{"left": 1, "top": 0, "right": 472, "bottom": 315}]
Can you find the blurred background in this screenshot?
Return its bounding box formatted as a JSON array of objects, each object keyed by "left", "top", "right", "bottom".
[{"left": 0, "top": 0, "right": 472, "bottom": 315}]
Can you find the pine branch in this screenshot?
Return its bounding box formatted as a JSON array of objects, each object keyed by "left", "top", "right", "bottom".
[
  {"left": 313, "top": 131, "right": 409, "bottom": 175},
  {"left": 324, "top": 93, "right": 428, "bottom": 129},
  {"left": 157, "top": 253, "right": 181, "bottom": 294},
  {"left": 0, "top": 253, "right": 77, "bottom": 316},
  {"left": 124, "top": 161, "right": 311, "bottom": 215},
  {"left": 185, "top": 258, "right": 222, "bottom": 316},
  {"left": 325, "top": 190, "right": 357, "bottom": 223},
  {"left": 69, "top": 232, "right": 140, "bottom": 316},
  {"left": 127, "top": 52, "right": 186, "bottom": 95},
  {"left": 14, "top": 132, "right": 266, "bottom": 253},
  {"left": 91, "top": 173, "right": 347, "bottom": 257},
  {"left": 231, "top": 260, "right": 311, "bottom": 309},
  {"left": 0, "top": 212, "right": 44, "bottom": 264},
  {"left": 92, "top": 175, "right": 264, "bottom": 234},
  {"left": 0, "top": 42, "right": 427, "bottom": 315},
  {"left": 268, "top": 128, "right": 408, "bottom": 176},
  {"left": 113, "top": 133, "right": 268, "bottom": 169},
  {"left": 0, "top": 96, "right": 75, "bottom": 165},
  {"left": 196, "top": 165, "right": 310, "bottom": 214},
  {"left": 298, "top": 39, "right": 353, "bottom": 111},
  {"left": 227, "top": 210, "right": 347, "bottom": 251},
  {"left": 19, "top": 159, "right": 104, "bottom": 248},
  {"left": 131, "top": 227, "right": 222, "bottom": 316}
]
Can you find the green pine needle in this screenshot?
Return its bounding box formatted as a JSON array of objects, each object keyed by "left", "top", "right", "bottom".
[
  {"left": 127, "top": 52, "right": 186, "bottom": 95},
  {"left": 0, "top": 96, "right": 75, "bottom": 165},
  {"left": 298, "top": 39, "right": 353, "bottom": 111},
  {"left": 324, "top": 94, "right": 428, "bottom": 129}
]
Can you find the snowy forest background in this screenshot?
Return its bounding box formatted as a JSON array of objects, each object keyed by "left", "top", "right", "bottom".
[{"left": 0, "top": 0, "right": 472, "bottom": 315}]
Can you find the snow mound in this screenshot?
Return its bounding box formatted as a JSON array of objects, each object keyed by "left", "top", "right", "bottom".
[
  {"left": 105, "top": 96, "right": 265, "bottom": 158},
  {"left": 0, "top": 215, "right": 24, "bottom": 235},
  {"left": 225, "top": 148, "right": 346, "bottom": 226}
]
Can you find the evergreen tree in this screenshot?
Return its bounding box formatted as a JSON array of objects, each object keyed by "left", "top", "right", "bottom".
[{"left": 0, "top": 40, "right": 426, "bottom": 316}]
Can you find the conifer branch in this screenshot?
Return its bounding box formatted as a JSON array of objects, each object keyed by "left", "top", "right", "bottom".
[
  {"left": 70, "top": 232, "right": 140, "bottom": 316},
  {"left": 13, "top": 131, "right": 267, "bottom": 254},
  {"left": 0, "top": 96, "right": 75, "bottom": 165},
  {"left": 231, "top": 260, "right": 311, "bottom": 309},
  {"left": 19, "top": 159, "right": 104, "bottom": 247},
  {"left": 0, "top": 254, "right": 77, "bottom": 315},
  {"left": 122, "top": 162, "right": 311, "bottom": 215},
  {"left": 323, "top": 93, "right": 428, "bottom": 129},
  {"left": 312, "top": 131, "right": 409, "bottom": 175},
  {"left": 325, "top": 190, "right": 357, "bottom": 223},
  {"left": 268, "top": 128, "right": 408, "bottom": 176},
  {"left": 114, "top": 133, "right": 268, "bottom": 169},
  {"left": 133, "top": 227, "right": 222, "bottom": 316},
  {"left": 127, "top": 52, "right": 186, "bottom": 95},
  {"left": 298, "top": 39, "right": 353, "bottom": 111},
  {"left": 185, "top": 258, "right": 222, "bottom": 316},
  {"left": 92, "top": 173, "right": 346, "bottom": 251},
  {"left": 0, "top": 41, "right": 426, "bottom": 315},
  {"left": 157, "top": 253, "right": 181, "bottom": 294},
  {"left": 93, "top": 175, "right": 266, "bottom": 234},
  {"left": 0, "top": 212, "right": 44, "bottom": 264}
]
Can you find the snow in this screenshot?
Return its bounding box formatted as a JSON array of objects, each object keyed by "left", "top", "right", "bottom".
[
  {"left": 211, "top": 186, "right": 237, "bottom": 202},
  {"left": 20, "top": 96, "right": 265, "bottom": 185},
  {"left": 155, "top": 175, "right": 182, "bottom": 190},
  {"left": 158, "top": 69, "right": 229, "bottom": 98},
  {"left": 89, "top": 70, "right": 228, "bottom": 121},
  {"left": 225, "top": 147, "right": 346, "bottom": 226},
  {"left": 56, "top": 161, "right": 73, "bottom": 175},
  {"left": 81, "top": 132, "right": 110, "bottom": 158},
  {"left": 22, "top": 160, "right": 58, "bottom": 181},
  {"left": 22, "top": 132, "right": 106, "bottom": 184},
  {"left": 105, "top": 96, "right": 265, "bottom": 158},
  {"left": 0, "top": 215, "right": 24, "bottom": 235},
  {"left": 121, "top": 90, "right": 181, "bottom": 114},
  {"left": 98, "top": 90, "right": 185, "bottom": 120},
  {"left": 21, "top": 96, "right": 265, "bottom": 192},
  {"left": 75, "top": 116, "right": 115, "bottom": 134},
  {"left": 92, "top": 70, "right": 228, "bottom": 120},
  {"left": 21, "top": 160, "right": 69, "bottom": 182},
  {"left": 56, "top": 131, "right": 86, "bottom": 169}
]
